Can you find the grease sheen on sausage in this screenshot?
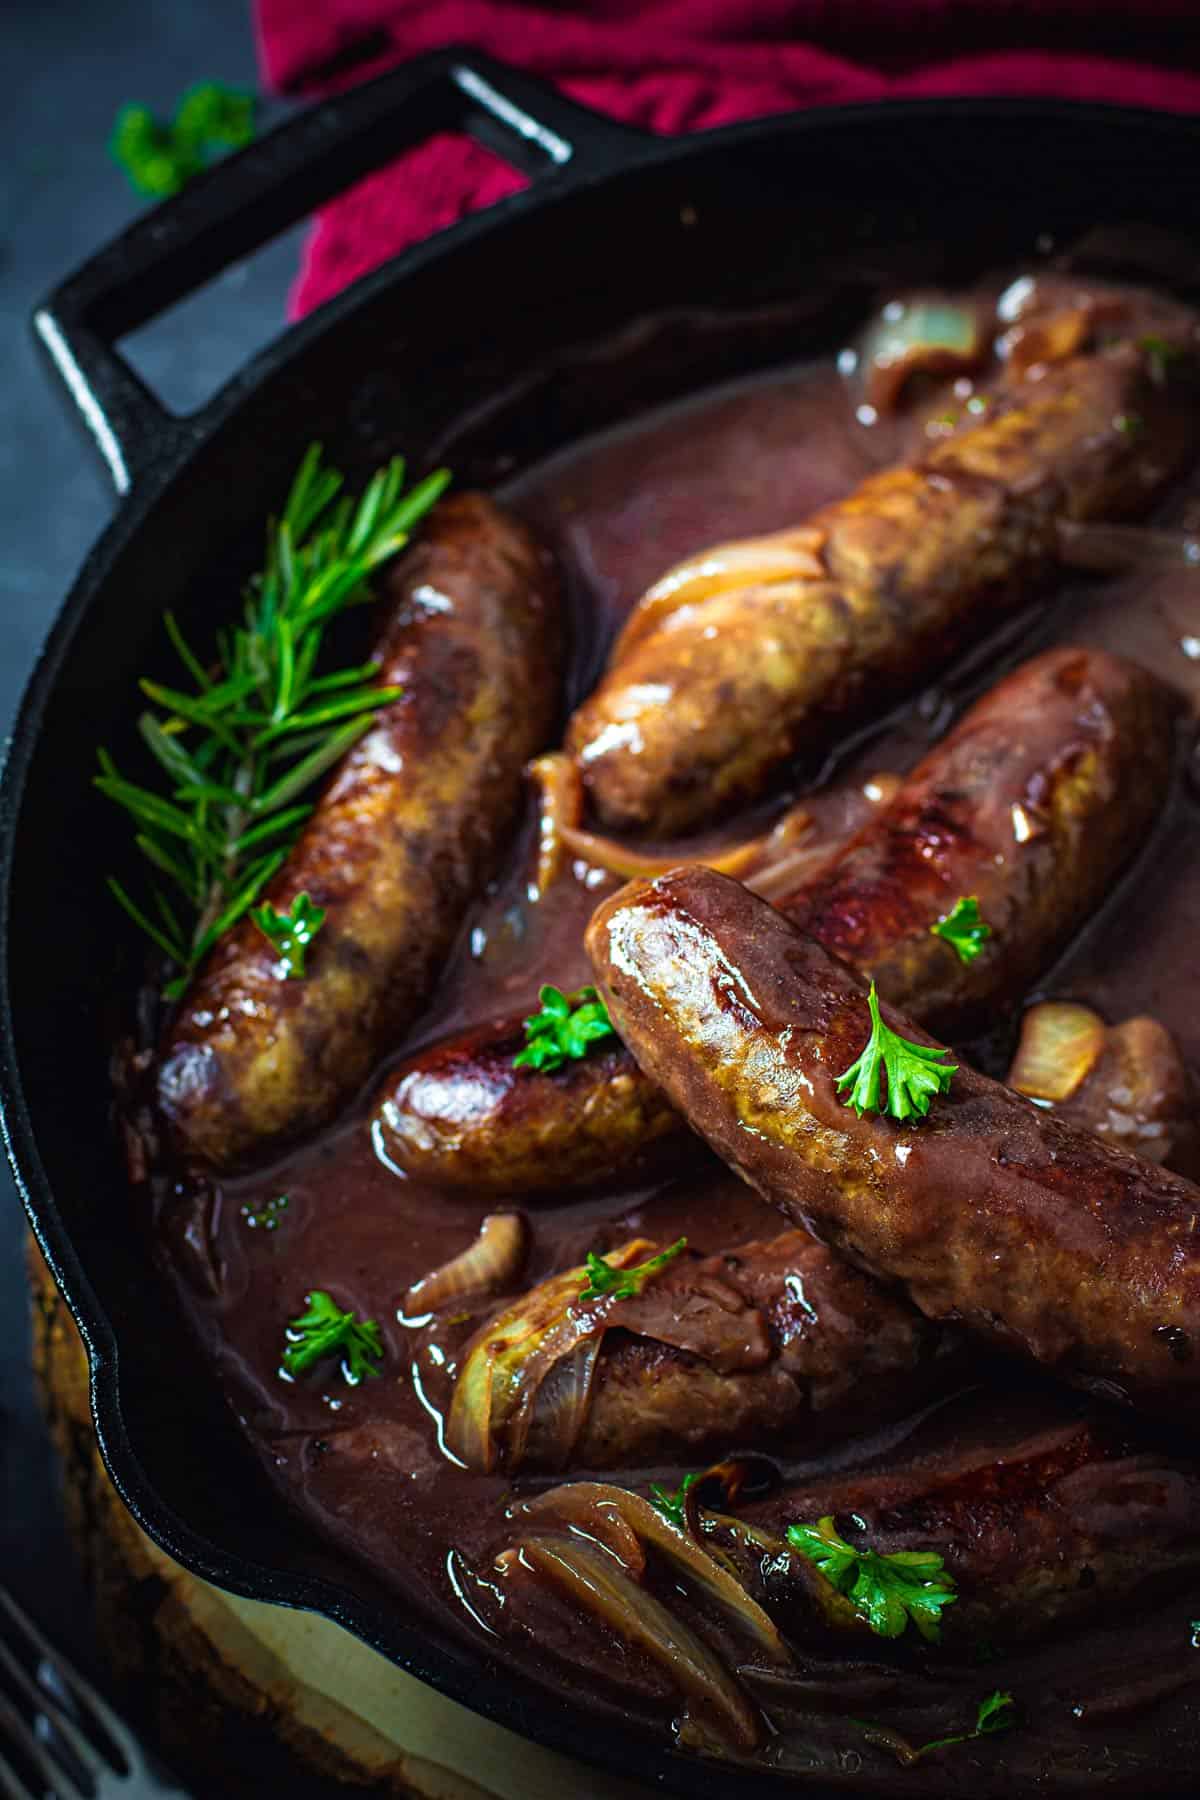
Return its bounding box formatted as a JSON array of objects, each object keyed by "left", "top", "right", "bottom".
[
  {"left": 157, "top": 494, "right": 563, "bottom": 1169},
  {"left": 374, "top": 647, "right": 1175, "bottom": 1193},
  {"left": 568, "top": 310, "right": 1198, "bottom": 835},
  {"left": 587, "top": 866, "right": 1200, "bottom": 1418}
]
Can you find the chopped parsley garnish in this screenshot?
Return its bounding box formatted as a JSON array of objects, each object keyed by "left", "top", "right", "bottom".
[
  {"left": 1191, "top": 1618, "right": 1200, "bottom": 1649},
  {"left": 251, "top": 891, "right": 326, "bottom": 978},
  {"left": 110, "top": 83, "right": 257, "bottom": 198},
  {"left": 930, "top": 895, "right": 992, "bottom": 965},
  {"left": 1114, "top": 411, "right": 1144, "bottom": 439},
  {"left": 281, "top": 1290, "right": 383, "bottom": 1385},
  {"left": 835, "top": 982, "right": 957, "bottom": 1122},
  {"left": 579, "top": 1238, "right": 688, "bottom": 1304},
  {"left": 649, "top": 1472, "right": 703, "bottom": 1530},
  {"left": 916, "top": 1689, "right": 1017, "bottom": 1754},
  {"left": 241, "top": 1194, "right": 289, "bottom": 1232},
  {"left": 513, "top": 984, "right": 616, "bottom": 1073},
  {"left": 787, "top": 1514, "right": 957, "bottom": 1642}
]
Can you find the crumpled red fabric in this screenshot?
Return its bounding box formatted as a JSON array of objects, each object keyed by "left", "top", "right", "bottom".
[{"left": 253, "top": 0, "right": 1200, "bottom": 318}]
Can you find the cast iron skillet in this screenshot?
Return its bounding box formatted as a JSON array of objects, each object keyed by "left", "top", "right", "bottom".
[{"left": 4, "top": 48, "right": 1200, "bottom": 1794}]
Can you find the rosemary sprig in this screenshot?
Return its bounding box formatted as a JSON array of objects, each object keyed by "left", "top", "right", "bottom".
[{"left": 97, "top": 444, "right": 450, "bottom": 999}]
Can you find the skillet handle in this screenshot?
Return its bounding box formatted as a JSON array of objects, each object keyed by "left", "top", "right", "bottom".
[{"left": 32, "top": 47, "right": 652, "bottom": 497}]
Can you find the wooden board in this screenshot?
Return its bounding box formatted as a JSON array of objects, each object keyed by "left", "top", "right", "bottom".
[{"left": 27, "top": 1237, "right": 654, "bottom": 1800}]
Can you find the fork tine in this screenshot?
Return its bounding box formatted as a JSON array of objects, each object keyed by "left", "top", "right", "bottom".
[
  {"left": 0, "top": 1745, "right": 32, "bottom": 1800},
  {"left": 0, "top": 1687, "right": 88, "bottom": 1800},
  {"left": 0, "top": 1588, "right": 141, "bottom": 1776},
  {"left": 0, "top": 1631, "right": 107, "bottom": 1780}
]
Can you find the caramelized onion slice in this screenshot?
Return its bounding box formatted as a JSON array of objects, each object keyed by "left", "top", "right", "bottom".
[
  {"left": 1007, "top": 1001, "right": 1107, "bottom": 1103},
  {"left": 525, "top": 752, "right": 585, "bottom": 900},
  {"left": 611, "top": 526, "right": 828, "bottom": 664},
  {"left": 404, "top": 1212, "right": 529, "bottom": 1314},
  {"left": 498, "top": 1536, "right": 762, "bottom": 1749},
  {"left": 556, "top": 799, "right": 813, "bottom": 889},
  {"left": 850, "top": 295, "right": 987, "bottom": 416},
  {"left": 445, "top": 1240, "right": 658, "bottom": 1472},
  {"left": 515, "top": 1482, "right": 789, "bottom": 1664}
]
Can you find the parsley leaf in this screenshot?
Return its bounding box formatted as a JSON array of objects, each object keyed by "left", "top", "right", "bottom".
[
  {"left": 579, "top": 1237, "right": 688, "bottom": 1304},
  {"left": 649, "top": 1471, "right": 703, "bottom": 1531},
  {"left": 110, "top": 83, "right": 256, "bottom": 199},
  {"left": 930, "top": 895, "right": 992, "bottom": 965},
  {"left": 835, "top": 982, "right": 957, "bottom": 1122},
  {"left": 513, "top": 984, "right": 616, "bottom": 1073},
  {"left": 281, "top": 1290, "right": 384, "bottom": 1385},
  {"left": 251, "top": 891, "right": 326, "bottom": 977},
  {"left": 916, "top": 1690, "right": 1017, "bottom": 1755},
  {"left": 786, "top": 1515, "right": 957, "bottom": 1642},
  {"left": 1140, "top": 335, "right": 1183, "bottom": 385}
]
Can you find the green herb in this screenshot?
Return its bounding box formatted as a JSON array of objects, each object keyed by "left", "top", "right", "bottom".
[
  {"left": 281, "top": 1290, "right": 383, "bottom": 1384},
  {"left": 110, "top": 82, "right": 256, "bottom": 198},
  {"left": 241, "top": 1194, "right": 289, "bottom": 1232},
  {"left": 1114, "top": 411, "right": 1144, "bottom": 439},
  {"left": 835, "top": 982, "right": 957, "bottom": 1122},
  {"left": 513, "top": 984, "right": 617, "bottom": 1073},
  {"left": 930, "top": 895, "right": 992, "bottom": 965},
  {"left": 97, "top": 445, "right": 450, "bottom": 999},
  {"left": 251, "top": 891, "right": 326, "bottom": 977},
  {"left": 649, "top": 1472, "right": 703, "bottom": 1531},
  {"left": 966, "top": 393, "right": 990, "bottom": 415},
  {"left": 786, "top": 1515, "right": 957, "bottom": 1642},
  {"left": 1140, "top": 335, "right": 1183, "bottom": 385},
  {"left": 1190, "top": 1618, "right": 1200, "bottom": 1649},
  {"left": 915, "top": 1690, "right": 1017, "bottom": 1755},
  {"left": 579, "top": 1238, "right": 688, "bottom": 1304}
]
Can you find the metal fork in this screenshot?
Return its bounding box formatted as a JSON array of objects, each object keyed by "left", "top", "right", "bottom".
[{"left": 0, "top": 1585, "right": 189, "bottom": 1799}]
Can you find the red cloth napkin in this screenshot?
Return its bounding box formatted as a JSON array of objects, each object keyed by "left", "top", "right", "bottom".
[{"left": 254, "top": 1, "right": 1200, "bottom": 318}]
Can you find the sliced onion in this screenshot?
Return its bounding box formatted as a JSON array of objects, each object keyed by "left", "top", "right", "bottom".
[
  {"left": 1007, "top": 1001, "right": 1107, "bottom": 1103},
  {"left": 851, "top": 296, "right": 987, "bottom": 417},
  {"left": 445, "top": 1241, "right": 658, "bottom": 1472},
  {"left": 556, "top": 798, "right": 813, "bottom": 888},
  {"left": 497, "top": 1535, "right": 762, "bottom": 1748},
  {"left": 404, "top": 1212, "right": 529, "bottom": 1314},
  {"left": 1056, "top": 517, "right": 1200, "bottom": 575},
  {"left": 611, "top": 526, "right": 828, "bottom": 664},
  {"left": 514, "top": 1483, "right": 789, "bottom": 1664},
  {"left": 525, "top": 752, "right": 585, "bottom": 900}
]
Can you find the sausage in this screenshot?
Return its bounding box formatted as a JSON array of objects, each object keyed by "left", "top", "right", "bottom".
[
  {"left": 781, "top": 646, "right": 1178, "bottom": 1036},
  {"left": 704, "top": 1396, "right": 1200, "bottom": 1648},
  {"left": 442, "top": 1229, "right": 954, "bottom": 1472},
  {"left": 373, "top": 1022, "right": 679, "bottom": 1193},
  {"left": 374, "top": 647, "right": 1175, "bottom": 1193},
  {"left": 568, "top": 310, "right": 1198, "bottom": 835},
  {"left": 587, "top": 865, "right": 1200, "bottom": 1418},
  {"left": 157, "top": 494, "right": 563, "bottom": 1169}
]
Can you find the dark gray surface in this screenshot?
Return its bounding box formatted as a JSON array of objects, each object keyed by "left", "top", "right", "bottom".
[{"left": 0, "top": 0, "right": 315, "bottom": 1755}]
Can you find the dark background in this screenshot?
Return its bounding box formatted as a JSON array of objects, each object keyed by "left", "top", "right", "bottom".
[{"left": 0, "top": 0, "right": 309, "bottom": 1750}]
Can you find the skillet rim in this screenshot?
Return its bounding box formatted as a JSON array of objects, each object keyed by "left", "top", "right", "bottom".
[{"left": 4, "top": 80, "right": 1200, "bottom": 1798}]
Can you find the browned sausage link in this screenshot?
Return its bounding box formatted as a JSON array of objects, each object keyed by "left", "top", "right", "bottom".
[
  {"left": 572, "top": 1234, "right": 955, "bottom": 1472},
  {"left": 782, "top": 646, "right": 1178, "bottom": 1037},
  {"left": 587, "top": 866, "right": 1200, "bottom": 1418},
  {"left": 157, "top": 494, "right": 563, "bottom": 1169},
  {"left": 373, "top": 1024, "right": 680, "bottom": 1194},
  {"left": 705, "top": 1400, "right": 1200, "bottom": 1648},
  {"left": 568, "top": 314, "right": 1198, "bottom": 836},
  {"left": 374, "top": 647, "right": 1175, "bottom": 1193}
]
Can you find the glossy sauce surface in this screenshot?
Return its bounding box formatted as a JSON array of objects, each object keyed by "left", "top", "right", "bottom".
[{"left": 152, "top": 305, "right": 1200, "bottom": 1790}]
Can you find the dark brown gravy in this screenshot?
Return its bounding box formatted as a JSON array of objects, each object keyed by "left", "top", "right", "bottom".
[{"left": 152, "top": 325, "right": 1200, "bottom": 1792}]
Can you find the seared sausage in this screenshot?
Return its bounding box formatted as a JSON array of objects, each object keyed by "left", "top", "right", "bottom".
[
  {"left": 375, "top": 648, "right": 1175, "bottom": 1193},
  {"left": 374, "top": 1022, "right": 679, "bottom": 1193},
  {"left": 568, "top": 307, "right": 1198, "bottom": 835},
  {"left": 782, "top": 646, "right": 1178, "bottom": 1036},
  {"left": 587, "top": 866, "right": 1200, "bottom": 1418},
  {"left": 443, "top": 1230, "right": 953, "bottom": 1472},
  {"left": 707, "top": 1397, "right": 1200, "bottom": 1647},
  {"left": 157, "top": 494, "right": 563, "bottom": 1169}
]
